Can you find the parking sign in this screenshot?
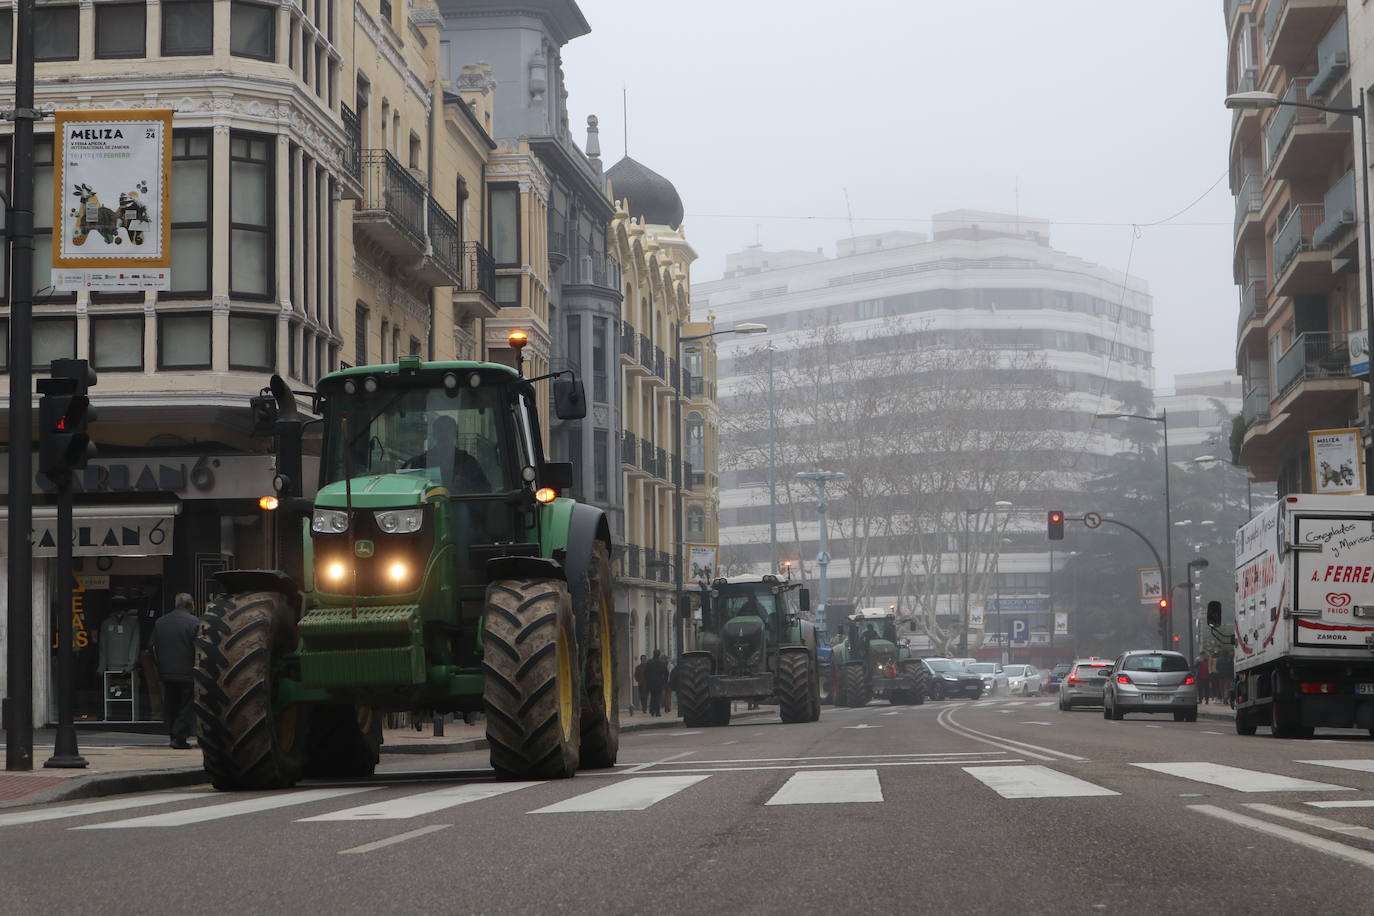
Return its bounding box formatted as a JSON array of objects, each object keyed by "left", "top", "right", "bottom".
[{"left": 1008, "top": 617, "right": 1029, "bottom": 645}]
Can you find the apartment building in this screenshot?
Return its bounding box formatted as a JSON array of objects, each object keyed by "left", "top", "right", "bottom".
[
  {"left": 1156, "top": 370, "right": 1244, "bottom": 462},
  {"left": 1228, "top": 0, "right": 1365, "bottom": 494}
]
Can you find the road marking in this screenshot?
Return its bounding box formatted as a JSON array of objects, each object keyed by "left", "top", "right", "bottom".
[
  {"left": 300, "top": 782, "right": 540, "bottom": 821},
  {"left": 1297, "top": 759, "right": 1374, "bottom": 774},
  {"left": 936, "top": 706, "right": 1087, "bottom": 762},
  {"left": 1307, "top": 800, "right": 1374, "bottom": 809},
  {"left": 1188, "top": 805, "right": 1374, "bottom": 870},
  {"left": 722, "top": 741, "right": 738, "bottom": 745},
  {"left": 998, "top": 710, "right": 1016, "bottom": 715},
  {"left": 973, "top": 701, "right": 998, "bottom": 707},
  {"left": 630, "top": 751, "right": 1003, "bottom": 767},
  {"left": 593, "top": 758, "right": 1021, "bottom": 775},
  {"left": 1243, "top": 803, "right": 1374, "bottom": 838},
  {"left": 1204, "top": 731, "right": 1225, "bottom": 735},
  {"left": 842, "top": 724, "right": 880, "bottom": 729},
  {"left": 1132, "top": 763, "right": 1352, "bottom": 793},
  {"left": 668, "top": 731, "right": 702, "bottom": 738},
  {"left": 529, "top": 775, "right": 709, "bottom": 813},
  {"left": 0, "top": 792, "right": 217, "bottom": 828},
  {"left": 765, "top": 769, "right": 882, "bottom": 806},
  {"left": 338, "top": 824, "right": 451, "bottom": 855},
  {"left": 1145, "top": 725, "right": 1164, "bottom": 729},
  {"left": 73, "top": 788, "right": 376, "bottom": 829},
  {"left": 621, "top": 750, "right": 696, "bottom": 774},
  {"left": 1035, "top": 701, "right": 1055, "bottom": 707},
  {"left": 963, "top": 765, "right": 1118, "bottom": 799},
  {"left": 880, "top": 711, "right": 904, "bottom": 716},
  {"left": 1021, "top": 721, "right": 1054, "bottom": 726}
]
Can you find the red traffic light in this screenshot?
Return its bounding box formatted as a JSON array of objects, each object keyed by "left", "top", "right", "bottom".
[
  {"left": 1158, "top": 598, "right": 1170, "bottom": 611},
  {"left": 1047, "top": 510, "right": 1065, "bottom": 541}
]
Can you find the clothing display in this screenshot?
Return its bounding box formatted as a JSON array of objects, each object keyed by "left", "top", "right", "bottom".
[{"left": 97, "top": 609, "right": 142, "bottom": 672}]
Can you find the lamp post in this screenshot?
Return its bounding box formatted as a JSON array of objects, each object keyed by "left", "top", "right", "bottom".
[
  {"left": 673, "top": 321, "right": 766, "bottom": 650},
  {"left": 767, "top": 343, "right": 779, "bottom": 572},
  {"left": 1097, "top": 410, "right": 1174, "bottom": 643},
  {"left": 1226, "top": 88, "right": 1374, "bottom": 494},
  {"left": 796, "top": 470, "right": 847, "bottom": 635},
  {"left": 1185, "top": 558, "right": 1210, "bottom": 661},
  {"left": 1193, "top": 454, "right": 1253, "bottom": 517}
]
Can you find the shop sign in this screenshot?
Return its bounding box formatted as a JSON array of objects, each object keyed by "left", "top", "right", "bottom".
[
  {"left": 53, "top": 574, "right": 90, "bottom": 649},
  {"left": 0, "top": 454, "right": 294, "bottom": 500},
  {"left": 0, "top": 505, "right": 179, "bottom": 558},
  {"left": 1352, "top": 330, "right": 1369, "bottom": 379},
  {"left": 688, "top": 544, "right": 718, "bottom": 583},
  {"left": 1309, "top": 428, "right": 1364, "bottom": 496},
  {"left": 986, "top": 595, "right": 1046, "bottom": 612}
]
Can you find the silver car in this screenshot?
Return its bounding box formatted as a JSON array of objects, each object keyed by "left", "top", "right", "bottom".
[
  {"left": 1058, "top": 658, "right": 1112, "bottom": 710},
  {"left": 966, "top": 662, "right": 1009, "bottom": 696},
  {"left": 1002, "top": 664, "right": 1038, "bottom": 696},
  {"left": 1102, "top": 650, "right": 1199, "bottom": 722}
]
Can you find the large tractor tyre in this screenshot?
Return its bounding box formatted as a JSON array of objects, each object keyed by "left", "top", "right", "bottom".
[
  {"left": 808, "top": 656, "right": 822, "bottom": 721},
  {"left": 678, "top": 655, "right": 715, "bottom": 727},
  {"left": 777, "top": 650, "right": 815, "bottom": 724},
  {"left": 901, "top": 660, "right": 928, "bottom": 706},
  {"left": 483, "top": 578, "right": 582, "bottom": 779},
  {"left": 303, "top": 705, "right": 383, "bottom": 778},
  {"left": 841, "top": 663, "right": 870, "bottom": 708},
  {"left": 193, "top": 591, "right": 308, "bottom": 791},
  {"left": 577, "top": 542, "right": 619, "bottom": 769}
]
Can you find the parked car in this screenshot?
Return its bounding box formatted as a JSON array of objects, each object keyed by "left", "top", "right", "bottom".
[
  {"left": 966, "top": 662, "right": 1010, "bottom": 697},
  {"left": 1002, "top": 664, "right": 1039, "bottom": 696},
  {"left": 1059, "top": 659, "right": 1113, "bottom": 710},
  {"left": 1102, "top": 650, "right": 1199, "bottom": 722},
  {"left": 921, "top": 657, "right": 984, "bottom": 699},
  {"left": 1042, "top": 663, "right": 1071, "bottom": 695}
]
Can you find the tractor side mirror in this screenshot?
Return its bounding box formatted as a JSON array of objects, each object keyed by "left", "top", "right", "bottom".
[
  {"left": 799, "top": 588, "right": 811, "bottom": 613},
  {"left": 249, "top": 394, "right": 278, "bottom": 436},
  {"left": 269, "top": 374, "right": 299, "bottom": 419},
  {"left": 544, "top": 461, "right": 574, "bottom": 492},
  {"left": 1206, "top": 600, "right": 1222, "bottom": 628},
  {"left": 553, "top": 378, "right": 587, "bottom": 420}
]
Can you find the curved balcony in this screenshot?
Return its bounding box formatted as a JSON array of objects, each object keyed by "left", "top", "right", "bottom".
[{"left": 1265, "top": 78, "right": 1349, "bottom": 182}]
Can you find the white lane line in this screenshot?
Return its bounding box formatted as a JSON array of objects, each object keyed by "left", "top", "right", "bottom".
[
  {"left": 722, "top": 741, "right": 738, "bottom": 745},
  {"left": 1244, "top": 803, "right": 1374, "bottom": 838},
  {"left": 1189, "top": 804, "right": 1374, "bottom": 870},
  {"left": 667, "top": 731, "right": 702, "bottom": 738},
  {"left": 1035, "top": 701, "right": 1055, "bottom": 707},
  {"left": 1022, "top": 721, "right": 1054, "bottom": 726},
  {"left": 973, "top": 701, "right": 999, "bottom": 707},
  {"left": 1145, "top": 725, "right": 1164, "bottom": 729},
  {"left": 0, "top": 792, "right": 217, "bottom": 828},
  {"left": 589, "top": 758, "right": 1020, "bottom": 776},
  {"left": 964, "top": 765, "right": 1118, "bottom": 799},
  {"left": 1298, "top": 759, "right": 1374, "bottom": 774},
  {"left": 842, "top": 724, "right": 880, "bottom": 729},
  {"left": 1307, "top": 800, "right": 1374, "bottom": 809},
  {"left": 638, "top": 751, "right": 1004, "bottom": 766},
  {"left": 1132, "top": 763, "right": 1352, "bottom": 793},
  {"left": 339, "top": 824, "right": 451, "bottom": 855},
  {"left": 301, "top": 782, "right": 541, "bottom": 821},
  {"left": 73, "top": 787, "right": 377, "bottom": 829},
  {"left": 1204, "top": 731, "right": 1225, "bottom": 735},
  {"left": 880, "top": 712, "right": 903, "bottom": 716},
  {"left": 766, "top": 769, "right": 882, "bottom": 806},
  {"left": 937, "top": 706, "right": 1087, "bottom": 762},
  {"left": 529, "top": 775, "right": 709, "bottom": 813},
  {"left": 621, "top": 750, "right": 696, "bottom": 774}
]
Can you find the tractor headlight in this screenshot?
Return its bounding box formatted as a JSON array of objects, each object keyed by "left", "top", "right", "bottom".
[
  {"left": 312, "top": 508, "right": 349, "bottom": 534},
  {"left": 325, "top": 560, "right": 349, "bottom": 583},
  {"left": 374, "top": 508, "right": 423, "bottom": 534},
  {"left": 387, "top": 561, "right": 410, "bottom": 584}
]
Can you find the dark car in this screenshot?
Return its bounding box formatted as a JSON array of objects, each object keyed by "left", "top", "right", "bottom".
[
  {"left": 1042, "top": 663, "right": 1071, "bottom": 695},
  {"left": 921, "top": 657, "right": 984, "bottom": 699}
]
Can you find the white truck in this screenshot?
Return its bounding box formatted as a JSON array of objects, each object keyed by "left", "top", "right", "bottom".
[{"left": 1218, "top": 494, "right": 1374, "bottom": 737}]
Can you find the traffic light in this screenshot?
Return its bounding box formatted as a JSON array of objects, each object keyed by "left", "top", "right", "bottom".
[
  {"left": 1047, "top": 510, "right": 1065, "bottom": 540},
  {"left": 37, "top": 359, "right": 98, "bottom": 479}
]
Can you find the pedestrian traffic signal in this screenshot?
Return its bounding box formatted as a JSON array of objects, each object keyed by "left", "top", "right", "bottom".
[
  {"left": 1047, "top": 510, "right": 1065, "bottom": 540},
  {"left": 37, "top": 359, "right": 98, "bottom": 479}
]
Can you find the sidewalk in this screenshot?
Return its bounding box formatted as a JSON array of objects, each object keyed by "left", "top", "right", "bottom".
[{"left": 0, "top": 705, "right": 767, "bottom": 811}]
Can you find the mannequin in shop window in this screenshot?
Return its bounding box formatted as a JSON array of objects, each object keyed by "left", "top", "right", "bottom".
[{"left": 98, "top": 599, "right": 141, "bottom": 674}]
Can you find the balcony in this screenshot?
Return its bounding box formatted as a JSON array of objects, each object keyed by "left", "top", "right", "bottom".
[
  {"left": 1273, "top": 203, "right": 1334, "bottom": 296},
  {"left": 624, "top": 544, "right": 641, "bottom": 580},
  {"left": 1314, "top": 169, "right": 1357, "bottom": 258},
  {"left": 1233, "top": 174, "right": 1262, "bottom": 242},
  {"left": 654, "top": 346, "right": 666, "bottom": 382},
  {"left": 1243, "top": 382, "right": 1269, "bottom": 430},
  {"left": 1237, "top": 279, "right": 1267, "bottom": 342},
  {"left": 1275, "top": 331, "right": 1350, "bottom": 398},
  {"left": 568, "top": 251, "right": 622, "bottom": 293},
  {"left": 411, "top": 197, "right": 463, "bottom": 288},
  {"left": 548, "top": 212, "right": 569, "bottom": 269},
  {"left": 1231, "top": 67, "right": 1260, "bottom": 139},
  {"left": 668, "top": 357, "right": 679, "bottom": 394},
  {"left": 453, "top": 242, "right": 498, "bottom": 321},
  {"left": 640, "top": 438, "right": 658, "bottom": 477},
  {"left": 355, "top": 150, "right": 427, "bottom": 259},
  {"left": 1311, "top": 12, "right": 1349, "bottom": 98},
  {"left": 656, "top": 447, "right": 668, "bottom": 483},
  {"left": 339, "top": 104, "right": 363, "bottom": 200},
  {"left": 1266, "top": 79, "right": 1348, "bottom": 181},
  {"left": 689, "top": 375, "right": 706, "bottom": 398},
  {"left": 1265, "top": 0, "right": 1347, "bottom": 69},
  {"left": 620, "top": 431, "right": 639, "bottom": 469}
]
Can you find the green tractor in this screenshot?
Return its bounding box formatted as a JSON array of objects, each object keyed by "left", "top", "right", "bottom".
[
  {"left": 193, "top": 350, "right": 618, "bottom": 790},
  {"left": 829, "top": 608, "right": 926, "bottom": 707},
  {"left": 677, "top": 575, "right": 821, "bottom": 727}
]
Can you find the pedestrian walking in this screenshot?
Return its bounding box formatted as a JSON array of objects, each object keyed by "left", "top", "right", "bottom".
[
  {"left": 152, "top": 593, "right": 200, "bottom": 749},
  {"left": 1214, "top": 650, "right": 1234, "bottom": 706},
  {"left": 667, "top": 661, "right": 681, "bottom": 716},
  {"left": 1196, "top": 652, "right": 1211, "bottom": 703},
  {"left": 645, "top": 650, "right": 669, "bottom": 717},
  {"left": 633, "top": 654, "right": 649, "bottom": 715}
]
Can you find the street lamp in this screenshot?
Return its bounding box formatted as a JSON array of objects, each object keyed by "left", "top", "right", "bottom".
[
  {"left": 767, "top": 343, "right": 779, "bottom": 572},
  {"left": 796, "top": 470, "right": 847, "bottom": 634},
  {"left": 1097, "top": 410, "right": 1174, "bottom": 644},
  {"left": 673, "top": 321, "right": 767, "bottom": 655},
  {"left": 1185, "top": 558, "right": 1210, "bottom": 661},
  {"left": 1193, "top": 454, "right": 1254, "bottom": 517},
  {"left": 1226, "top": 88, "right": 1374, "bottom": 494}
]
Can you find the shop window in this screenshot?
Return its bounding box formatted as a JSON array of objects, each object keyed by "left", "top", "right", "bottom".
[
  {"left": 230, "top": 1, "right": 275, "bottom": 60},
  {"left": 34, "top": 318, "right": 76, "bottom": 366},
  {"left": 163, "top": 0, "right": 214, "bottom": 56},
  {"left": 92, "top": 316, "right": 145, "bottom": 371},
  {"left": 169, "top": 132, "right": 212, "bottom": 297},
  {"left": 0, "top": 141, "right": 8, "bottom": 300},
  {"left": 490, "top": 184, "right": 519, "bottom": 304},
  {"left": 0, "top": 11, "right": 11, "bottom": 64},
  {"left": 230, "top": 314, "right": 276, "bottom": 370},
  {"left": 35, "top": 6, "right": 77, "bottom": 61},
  {"left": 96, "top": 4, "right": 147, "bottom": 58},
  {"left": 229, "top": 133, "right": 274, "bottom": 299},
  {"left": 158, "top": 313, "right": 212, "bottom": 369},
  {"left": 687, "top": 506, "right": 705, "bottom": 540}
]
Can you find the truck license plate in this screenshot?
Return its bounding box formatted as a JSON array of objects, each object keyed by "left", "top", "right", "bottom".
[
  {"left": 1356, "top": 684, "right": 1374, "bottom": 695},
  {"left": 1145, "top": 694, "right": 1173, "bottom": 703}
]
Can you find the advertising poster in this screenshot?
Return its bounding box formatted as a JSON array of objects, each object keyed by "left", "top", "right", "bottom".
[
  {"left": 1054, "top": 612, "right": 1069, "bottom": 636},
  {"left": 1139, "top": 568, "right": 1163, "bottom": 603},
  {"left": 968, "top": 602, "right": 984, "bottom": 629},
  {"left": 1309, "top": 428, "right": 1364, "bottom": 496},
  {"left": 52, "top": 109, "right": 173, "bottom": 290},
  {"left": 688, "top": 544, "right": 718, "bottom": 583}
]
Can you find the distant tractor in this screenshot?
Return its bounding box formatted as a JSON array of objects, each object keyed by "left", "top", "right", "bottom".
[
  {"left": 192, "top": 344, "right": 618, "bottom": 790},
  {"left": 829, "top": 608, "right": 927, "bottom": 706},
  {"left": 676, "top": 575, "right": 820, "bottom": 726}
]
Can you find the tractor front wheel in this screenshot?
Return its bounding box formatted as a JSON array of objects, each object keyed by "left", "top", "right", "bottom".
[
  {"left": 577, "top": 542, "right": 619, "bottom": 769},
  {"left": 777, "top": 649, "right": 815, "bottom": 724},
  {"left": 483, "top": 578, "right": 582, "bottom": 779},
  {"left": 193, "top": 591, "right": 308, "bottom": 791},
  {"left": 678, "top": 655, "right": 714, "bottom": 727},
  {"left": 902, "top": 660, "right": 927, "bottom": 706},
  {"left": 841, "top": 663, "right": 870, "bottom": 707}
]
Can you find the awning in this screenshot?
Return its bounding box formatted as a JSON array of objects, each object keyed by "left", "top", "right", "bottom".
[{"left": 0, "top": 504, "right": 181, "bottom": 558}]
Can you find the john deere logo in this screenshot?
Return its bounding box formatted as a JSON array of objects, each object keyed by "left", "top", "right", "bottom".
[{"left": 354, "top": 540, "right": 374, "bottom": 558}]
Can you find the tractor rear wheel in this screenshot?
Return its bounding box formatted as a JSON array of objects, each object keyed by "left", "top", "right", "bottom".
[
  {"left": 304, "top": 705, "right": 383, "bottom": 778},
  {"left": 577, "top": 542, "right": 619, "bottom": 769},
  {"left": 193, "top": 591, "right": 308, "bottom": 791},
  {"left": 841, "top": 663, "right": 870, "bottom": 707},
  {"left": 483, "top": 578, "right": 582, "bottom": 779},
  {"left": 902, "top": 660, "right": 927, "bottom": 706},
  {"left": 777, "top": 649, "right": 815, "bottom": 724},
  {"left": 678, "top": 655, "right": 714, "bottom": 727}
]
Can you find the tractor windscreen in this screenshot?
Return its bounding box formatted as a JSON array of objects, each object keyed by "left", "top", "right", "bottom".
[
  {"left": 321, "top": 383, "right": 515, "bottom": 494},
  {"left": 709, "top": 588, "right": 780, "bottom": 629}
]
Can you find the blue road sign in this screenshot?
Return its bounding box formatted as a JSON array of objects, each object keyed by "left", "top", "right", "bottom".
[{"left": 1009, "top": 617, "right": 1030, "bottom": 645}]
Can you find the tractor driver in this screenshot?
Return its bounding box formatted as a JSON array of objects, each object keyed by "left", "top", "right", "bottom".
[
  {"left": 407, "top": 414, "right": 493, "bottom": 495},
  {"left": 862, "top": 622, "right": 879, "bottom": 649}
]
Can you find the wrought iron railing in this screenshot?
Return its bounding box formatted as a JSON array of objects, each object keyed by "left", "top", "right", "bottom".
[
  {"left": 426, "top": 197, "right": 461, "bottom": 280},
  {"left": 340, "top": 103, "right": 361, "bottom": 182},
  {"left": 620, "top": 431, "right": 636, "bottom": 466},
  {"left": 462, "top": 241, "right": 495, "bottom": 299},
  {"left": 621, "top": 321, "right": 636, "bottom": 360},
  {"left": 571, "top": 251, "right": 622, "bottom": 290},
  {"left": 654, "top": 346, "right": 666, "bottom": 381},
  {"left": 360, "top": 150, "right": 426, "bottom": 245}
]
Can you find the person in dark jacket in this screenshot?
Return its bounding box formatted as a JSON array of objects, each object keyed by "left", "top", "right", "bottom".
[
  {"left": 645, "top": 650, "right": 670, "bottom": 716},
  {"left": 152, "top": 593, "right": 200, "bottom": 748}
]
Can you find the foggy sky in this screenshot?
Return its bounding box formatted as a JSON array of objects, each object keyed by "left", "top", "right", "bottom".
[{"left": 562, "top": 0, "right": 1232, "bottom": 392}]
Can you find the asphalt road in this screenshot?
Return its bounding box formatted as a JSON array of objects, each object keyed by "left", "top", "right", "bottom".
[{"left": 7, "top": 696, "right": 1374, "bottom": 914}]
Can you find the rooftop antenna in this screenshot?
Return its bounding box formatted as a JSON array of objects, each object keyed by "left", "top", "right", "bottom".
[{"left": 843, "top": 187, "right": 856, "bottom": 240}]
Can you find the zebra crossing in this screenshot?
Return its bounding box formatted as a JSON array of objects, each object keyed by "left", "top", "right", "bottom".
[{"left": 8, "top": 757, "right": 1374, "bottom": 832}]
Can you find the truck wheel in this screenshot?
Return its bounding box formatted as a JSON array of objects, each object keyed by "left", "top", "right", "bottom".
[
  {"left": 304, "top": 705, "right": 383, "bottom": 778},
  {"left": 193, "top": 591, "right": 308, "bottom": 791},
  {"left": 777, "top": 649, "right": 815, "bottom": 724},
  {"left": 483, "top": 578, "right": 581, "bottom": 779},
  {"left": 1235, "top": 706, "right": 1258, "bottom": 735},
  {"left": 901, "top": 660, "right": 927, "bottom": 705},
  {"left": 678, "top": 655, "right": 714, "bottom": 727},
  {"left": 841, "top": 663, "right": 869, "bottom": 707},
  {"left": 577, "top": 542, "right": 619, "bottom": 769}
]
